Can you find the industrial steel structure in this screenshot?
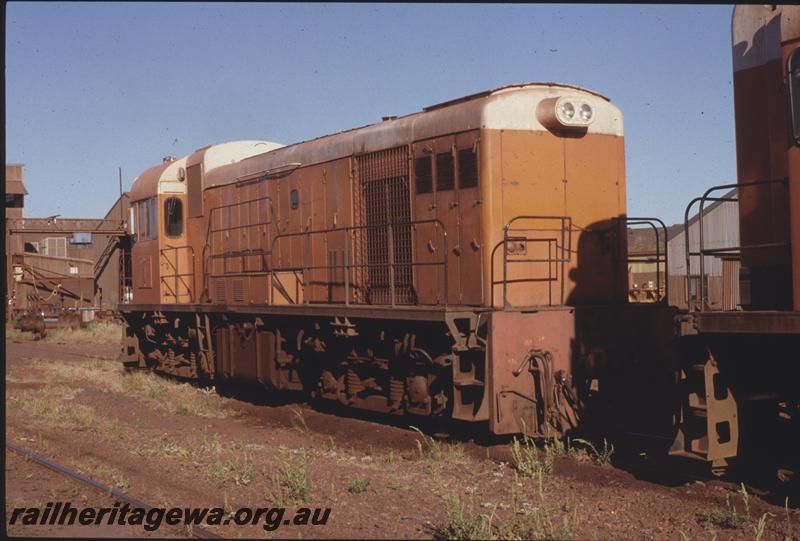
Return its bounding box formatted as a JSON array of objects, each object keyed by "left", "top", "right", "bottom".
[{"left": 4, "top": 164, "right": 131, "bottom": 335}]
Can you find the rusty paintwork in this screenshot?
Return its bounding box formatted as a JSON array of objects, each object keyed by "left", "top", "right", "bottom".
[{"left": 731, "top": 5, "right": 799, "bottom": 309}]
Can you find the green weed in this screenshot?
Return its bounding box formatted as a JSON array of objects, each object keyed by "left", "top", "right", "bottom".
[
  {"left": 270, "top": 460, "right": 311, "bottom": 504},
  {"left": 347, "top": 476, "right": 370, "bottom": 494},
  {"left": 510, "top": 434, "right": 553, "bottom": 477},
  {"left": 434, "top": 493, "right": 495, "bottom": 540}
]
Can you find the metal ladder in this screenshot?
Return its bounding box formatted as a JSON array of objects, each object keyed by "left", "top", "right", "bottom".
[{"left": 94, "top": 236, "right": 120, "bottom": 281}]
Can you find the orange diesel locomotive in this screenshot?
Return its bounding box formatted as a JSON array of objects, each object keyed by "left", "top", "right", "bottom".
[
  {"left": 120, "top": 83, "right": 678, "bottom": 441},
  {"left": 668, "top": 5, "right": 800, "bottom": 475}
]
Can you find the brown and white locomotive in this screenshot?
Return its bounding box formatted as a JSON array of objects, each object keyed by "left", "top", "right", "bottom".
[
  {"left": 121, "top": 83, "right": 678, "bottom": 441},
  {"left": 120, "top": 7, "right": 800, "bottom": 475}
]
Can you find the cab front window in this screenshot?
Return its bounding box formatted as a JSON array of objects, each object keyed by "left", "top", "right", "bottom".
[{"left": 164, "top": 197, "right": 183, "bottom": 237}]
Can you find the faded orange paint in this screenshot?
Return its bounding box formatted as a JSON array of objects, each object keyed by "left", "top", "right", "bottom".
[
  {"left": 484, "top": 129, "right": 627, "bottom": 307},
  {"left": 732, "top": 59, "right": 791, "bottom": 267},
  {"left": 158, "top": 193, "right": 193, "bottom": 304},
  {"left": 128, "top": 85, "right": 627, "bottom": 312}
]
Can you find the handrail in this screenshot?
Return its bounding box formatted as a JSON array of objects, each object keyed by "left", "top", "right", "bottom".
[
  {"left": 624, "top": 217, "right": 669, "bottom": 304},
  {"left": 269, "top": 218, "right": 448, "bottom": 307},
  {"left": 6, "top": 217, "right": 127, "bottom": 235},
  {"left": 202, "top": 195, "right": 276, "bottom": 301},
  {"left": 501, "top": 216, "right": 572, "bottom": 308},
  {"left": 683, "top": 178, "right": 790, "bottom": 311}
]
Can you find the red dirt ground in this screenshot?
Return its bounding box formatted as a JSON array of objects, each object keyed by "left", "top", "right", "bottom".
[{"left": 4, "top": 336, "right": 799, "bottom": 539}]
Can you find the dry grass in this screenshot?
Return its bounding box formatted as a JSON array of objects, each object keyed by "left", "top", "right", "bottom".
[
  {"left": 347, "top": 476, "right": 371, "bottom": 494},
  {"left": 434, "top": 493, "right": 495, "bottom": 540},
  {"left": 511, "top": 435, "right": 553, "bottom": 477},
  {"left": 6, "top": 320, "right": 122, "bottom": 344},
  {"left": 434, "top": 472, "right": 578, "bottom": 541},
  {"left": 120, "top": 372, "right": 236, "bottom": 418},
  {"left": 5, "top": 326, "right": 30, "bottom": 341},
  {"left": 411, "top": 426, "right": 470, "bottom": 465},
  {"left": 6, "top": 384, "right": 127, "bottom": 435},
  {"left": 24, "top": 357, "right": 125, "bottom": 393},
  {"left": 11, "top": 357, "right": 235, "bottom": 419},
  {"left": 134, "top": 430, "right": 257, "bottom": 489},
  {"left": 73, "top": 456, "right": 133, "bottom": 490},
  {"left": 43, "top": 320, "right": 123, "bottom": 345}
]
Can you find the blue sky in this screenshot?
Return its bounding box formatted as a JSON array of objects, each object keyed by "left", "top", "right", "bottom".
[{"left": 6, "top": 3, "right": 735, "bottom": 225}]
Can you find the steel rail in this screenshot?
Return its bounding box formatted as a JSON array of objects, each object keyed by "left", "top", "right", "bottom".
[{"left": 6, "top": 441, "right": 221, "bottom": 539}]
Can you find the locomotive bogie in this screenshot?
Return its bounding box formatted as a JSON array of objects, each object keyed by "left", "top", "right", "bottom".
[{"left": 122, "top": 308, "right": 469, "bottom": 421}]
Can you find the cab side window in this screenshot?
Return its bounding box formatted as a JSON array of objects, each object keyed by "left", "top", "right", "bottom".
[
  {"left": 135, "top": 197, "right": 159, "bottom": 240},
  {"left": 148, "top": 198, "right": 158, "bottom": 240}
]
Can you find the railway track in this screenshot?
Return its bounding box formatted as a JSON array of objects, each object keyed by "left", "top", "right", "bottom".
[{"left": 6, "top": 442, "right": 221, "bottom": 539}]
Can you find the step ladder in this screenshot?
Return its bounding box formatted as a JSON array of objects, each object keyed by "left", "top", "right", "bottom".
[
  {"left": 94, "top": 236, "right": 120, "bottom": 281},
  {"left": 669, "top": 349, "right": 739, "bottom": 475},
  {"left": 446, "top": 313, "right": 489, "bottom": 422}
]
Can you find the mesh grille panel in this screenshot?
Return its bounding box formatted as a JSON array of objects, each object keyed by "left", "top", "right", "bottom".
[
  {"left": 354, "top": 147, "right": 414, "bottom": 304},
  {"left": 415, "top": 157, "right": 433, "bottom": 194},
  {"left": 458, "top": 148, "right": 478, "bottom": 188}
]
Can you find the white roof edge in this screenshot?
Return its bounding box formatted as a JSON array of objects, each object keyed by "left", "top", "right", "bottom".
[
  {"left": 157, "top": 156, "right": 189, "bottom": 195},
  {"left": 206, "top": 84, "right": 623, "bottom": 189}
]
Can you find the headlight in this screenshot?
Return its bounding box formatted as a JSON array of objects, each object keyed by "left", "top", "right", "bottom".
[
  {"left": 538, "top": 96, "right": 596, "bottom": 130},
  {"left": 558, "top": 101, "right": 576, "bottom": 121},
  {"left": 580, "top": 103, "right": 593, "bottom": 122}
]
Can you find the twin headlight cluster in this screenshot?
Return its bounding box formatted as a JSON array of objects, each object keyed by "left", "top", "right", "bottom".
[{"left": 537, "top": 96, "right": 596, "bottom": 130}]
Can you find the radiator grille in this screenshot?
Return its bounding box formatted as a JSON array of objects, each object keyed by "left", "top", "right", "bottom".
[
  {"left": 414, "top": 157, "right": 433, "bottom": 194},
  {"left": 436, "top": 152, "right": 455, "bottom": 191},
  {"left": 354, "top": 147, "right": 414, "bottom": 304},
  {"left": 214, "top": 279, "right": 226, "bottom": 302},
  {"left": 232, "top": 279, "right": 245, "bottom": 303}
]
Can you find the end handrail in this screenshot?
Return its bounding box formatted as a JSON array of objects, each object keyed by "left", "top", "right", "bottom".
[{"left": 683, "top": 178, "right": 789, "bottom": 311}]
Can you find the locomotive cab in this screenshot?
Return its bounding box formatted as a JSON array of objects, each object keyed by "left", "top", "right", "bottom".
[
  {"left": 128, "top": 156, "right": 190, "bottom": 305},
  {"left": 128, "top": 141, "right": 283, "bottom": 305}
]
